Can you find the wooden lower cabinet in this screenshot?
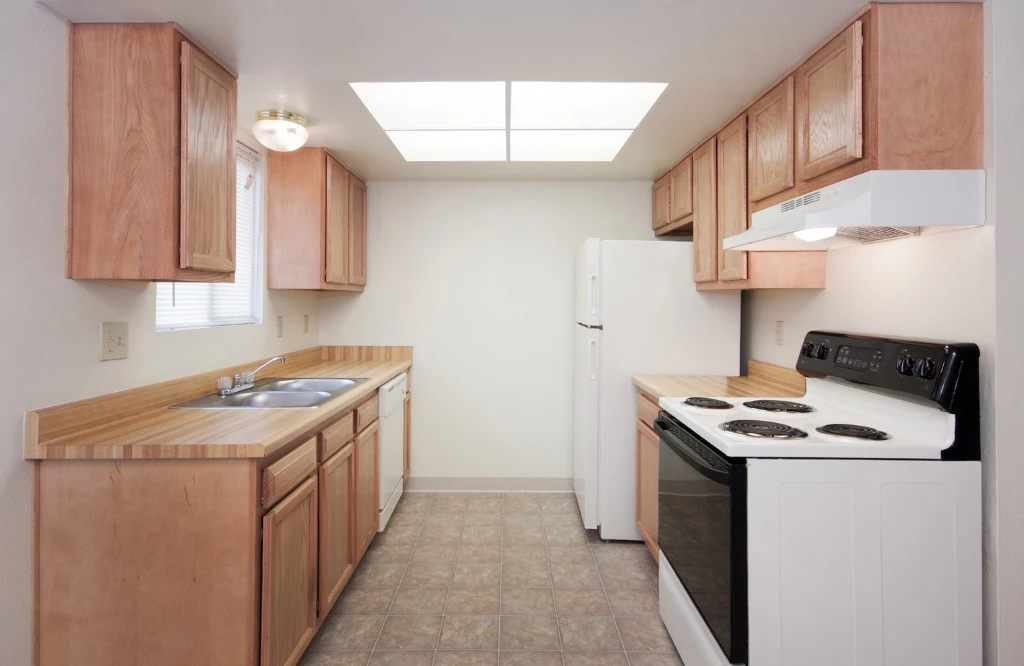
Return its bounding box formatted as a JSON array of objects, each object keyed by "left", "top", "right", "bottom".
[
  {"left": 319, "top": 443, "right": 356, "bottom": 615},
  {"left": 261, "top": 476, "right": 319, "bottom": 666},
  {"left": 636, "top": 419, "right": 660, "bottom": 561},
  {"left": 355, "top": 419, "right": 380, "bottom": 559}
]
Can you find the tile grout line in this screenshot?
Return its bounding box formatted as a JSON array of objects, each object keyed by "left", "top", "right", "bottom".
[{"left": 591, "top": 531, "right": 631, "bottom": 666}]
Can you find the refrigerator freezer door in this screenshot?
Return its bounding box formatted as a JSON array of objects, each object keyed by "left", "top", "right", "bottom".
[
  {"left": 575, "top": 238, "right": 601, "bottom": 327},
  {"left": 573, "top": 324, "right": 600, "bottom": 529}
]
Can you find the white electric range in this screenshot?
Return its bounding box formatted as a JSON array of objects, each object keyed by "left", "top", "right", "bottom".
[{"left": 652, "top": 331, "right": 982, "bottom": 666}]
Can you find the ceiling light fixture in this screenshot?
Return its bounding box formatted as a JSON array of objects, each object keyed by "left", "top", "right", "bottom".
[
  {"left": 385, "top": 130, "right": 507, "bottom": 161},
  {"left": 350, "top": 82, "right": 506, "bottom": 130},
  {"left": 252, "top": 110, "right": 309, "bottom": 152},
  {"left": 510, "top": 82, "right": 667, "bottom": 130},
  {"left": 510, "top": 129, "right": 633, "bottom": 162}
]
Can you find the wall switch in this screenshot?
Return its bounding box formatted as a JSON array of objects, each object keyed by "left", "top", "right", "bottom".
[
  {"left": 276, "top": 316, "right": 283, "bottom": 338},
  {"left": 100, "top": 322, "right": 129, "bottom": 361},
  {"left": 303, "top": 314, "right": 309, "bottom": 334},
  {"left": 775, "top": 320, "right": 785, "bottom": 346}
]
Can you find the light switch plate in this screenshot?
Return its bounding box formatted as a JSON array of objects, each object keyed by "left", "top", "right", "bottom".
[
  {"left": 276, "top": 316, "right": 283, "bottom": 338},
  {"left": 775, "top": 320, "right": 785, "bottom": 346},
  {"left": 101, "top": 322, "right": 129, "bottom": 361},
  {"left": 303, "top": 314, "right": 309, "bottom": 334}
]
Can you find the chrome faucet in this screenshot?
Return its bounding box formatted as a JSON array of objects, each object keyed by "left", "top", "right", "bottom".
[{"left": 218, "top": 356, "right": 286, "bottom": 396}]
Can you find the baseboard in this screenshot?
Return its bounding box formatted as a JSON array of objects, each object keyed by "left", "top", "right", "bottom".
[{"left": 404, "top": 477, "right": 574, "bottom": 492}]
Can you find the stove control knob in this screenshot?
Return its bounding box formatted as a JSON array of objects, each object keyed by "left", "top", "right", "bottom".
[
  {"left": 896, "top": 354, "right": 916, "bottom": 376},
  {"left": 801, "top": 342, "right": 815, "bottom": 358},
  {"left": 914, "top": 358, "right": 937, "bottom": 380},
  {"left": 813, "top": 344, "right": 830, "bottom": 360}
]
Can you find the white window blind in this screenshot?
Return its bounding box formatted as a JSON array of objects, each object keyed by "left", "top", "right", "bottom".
[{"left": 156, "top": 144, "right": 263, "bottom": 331}]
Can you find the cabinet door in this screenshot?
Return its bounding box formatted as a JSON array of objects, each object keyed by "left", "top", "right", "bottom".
[
  {"left": 636, "top": 420, "right": 659, "bottom": 561},
  {"left": 652, "top": 175, "right": 670, "bottom": 230},
  {"left": 261, "top": 476, "right": 318, "bottom": 666},
  {"left": 319, "top": 443, "right": 355, "bottom": 617},
  {"left": 354, "top": 420, "right": 379, "bottom": 559},
  {"left": 717, "top": 115, "right": 748, "bottom": 282},
  {"left": 348, "top": 176, "right": 368, "bottom": 286},
  {"left": 796, "top": 21, "right": 863, "bottom": 182},
  {"left": 180, "top": 41, "right": 237, "bottom": 273},
  {"left": 691, "top": 137, "right": 718, "bottom": 283},
  {"left": 403, "top": 394, "right": 411, "bottom": 482},
  {"left": 748, "top": 77, "right": 795, "bottom": 202},
  {"left": 325, "top": 156, "right": 350, "bottom": 285},
  {"left": 669, "top": 155, "right": 693, "bottom": 222}
]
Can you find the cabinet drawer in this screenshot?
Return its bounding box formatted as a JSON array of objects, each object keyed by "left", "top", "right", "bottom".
[
  {"left": 320, "top": 411, "right": 355, "bottom": 461},
  {"left": 637, "top": 393, "right": 660, "bottom": 430},
  {"left": 263, "top": 438, "right": 317, "bottom": 508},
  {"left": 355, "top": 394, "right": 379, "bottom": 432}
]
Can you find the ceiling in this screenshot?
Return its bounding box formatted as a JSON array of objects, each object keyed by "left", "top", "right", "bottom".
[{"left": 41, "top": 0, "right": 947, "bottom": 180}]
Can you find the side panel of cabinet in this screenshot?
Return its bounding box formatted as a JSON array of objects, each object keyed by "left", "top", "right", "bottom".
[
  {"left": 669, "top": 155, "right": 693, "bottom": 222},
  {"left": 261, "top": 476, "right": 318, "bottom": 666},
  {"left": 636, "top": 421, "right": 659, "bottom": 562},
  {"left": 325, "top": 157, "right": 350, "bottom": 285},
  {"left": 691, "top": 137, "right": 718, "bottom": 283},
  {"left": 748, "top": 77, "right": 795, "bottom": 202},
  {"left": 403, "top": 393, "right": 411, "bottom": 482},
  {"left": 652, "top": 175, "right": 670, "bottom": 230},
  {"left": 348, "top": 176, "right": 368, "bottom": 287},
  {"left": 319, "top": 444, "right": 355, "bottom": 617},
  {"left": 354, "top": 420, "right": 380, "bottom": 559},
  {"left": 717, "top": 116, "right": 748, "bottom": 282},
  {"left": 180, "top": 41, "right": 237, "bottom": 273},
  {"left": 796, "top": 21, "right": 864, "bottom": 182}
]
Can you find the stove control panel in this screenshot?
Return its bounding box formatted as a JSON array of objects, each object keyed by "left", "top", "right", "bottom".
[{"left": 795, "top": 331, "right": 980, "bottom": 412}]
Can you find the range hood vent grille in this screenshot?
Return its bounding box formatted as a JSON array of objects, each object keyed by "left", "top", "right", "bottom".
[
  {"left": 836, "top": 226, "right": 920, "bottom": 244},
  {"left": 779, "top": 190, "right": 822, "bottom": 214}
]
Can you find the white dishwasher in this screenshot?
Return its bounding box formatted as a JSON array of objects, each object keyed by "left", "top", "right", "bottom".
[{"left": 377, "top": 373, "right": 407, "bottom": 531}]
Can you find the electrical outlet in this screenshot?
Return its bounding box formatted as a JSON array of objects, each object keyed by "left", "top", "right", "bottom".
[
  {"left": 100, "top": 322, "right": 129, "bottom": 361},
  {"left": 303, "top": 314, "right": 309, "bottom": 334},
  {"left": 276, "top": 316, "right": 283, "bottom": 338},
  {"left": 775, "top": 320, "right": 785, "bottom": 346}
]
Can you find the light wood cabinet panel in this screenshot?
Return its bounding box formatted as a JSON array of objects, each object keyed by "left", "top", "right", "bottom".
[
  {"left": 320, "top": 411, "right": 355, "bottom": 462},
  {"left": 652, "top": 175, "right": 670, "bottom": 230},
  {"left": 717, "top": 116, "right": 748, "bottom": 282},
  {"left": 325, "top": 156, "right": 350, "bottom": 285},
  {"left": 748, "top": 77, "right": 795, "bottom": 202},
  {"left": 261, "top": 476, "right": 318, "bottom": 666},
  {"left": 636, "top": 420, "right": 659, "bottom": 562},
  {"left": 263, "top": 438, "right": 317, "bottom": 508},
  {"left": 319, "top": 443, "right": 355, "bottom": 617},
  {"left": 66, "top": 23, "right": 237, "bottom": 282},
  {"left": 354, "top": 420, "right": 380, "bottom": 559},
  {"left": 349, "top": 176, "right": 368, "bottom": 286},
  {"left": 796, "top": 21, "right": 863, "bottom": 182},
  {"left": 355, "top": 394, "right": 379, "bottom": 433},
  {"left": 669, "top": 155, "right": 693, "bottom": 221},
  {"left": 691, "top": 137, "right": 718, "bottom": 283},
  {"left": 637, "top": 393, "right": 659, "bottom": 430}
]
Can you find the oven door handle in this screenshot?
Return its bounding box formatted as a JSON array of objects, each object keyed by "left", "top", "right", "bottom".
[{"left": 654, "top": 418, "right": 731, "bottom": 486}]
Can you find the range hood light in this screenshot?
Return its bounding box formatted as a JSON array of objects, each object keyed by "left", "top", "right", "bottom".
[{"left": 794, "top": 227, "right": 837, "bottom": 242}]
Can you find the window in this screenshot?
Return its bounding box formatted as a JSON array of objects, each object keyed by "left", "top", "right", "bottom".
[{"left": 156, "top": 144, "right": 263, "bottom": 331}]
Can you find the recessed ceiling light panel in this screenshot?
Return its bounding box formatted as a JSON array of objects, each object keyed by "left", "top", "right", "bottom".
[
  {"left": 385, "top": 130, "right": 507, "bottom": 161},
  {"left": 351, "top": 82, "right": 506, "bottom": 130},
  {"left": 510, "top": 130, "right": 633, "bottom": 161},
  {"left": 510, "top": 82, "right": 667, "bottom": 130}
]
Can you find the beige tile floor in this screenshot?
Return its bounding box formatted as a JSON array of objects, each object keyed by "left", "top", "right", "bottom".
[{"left": 301, "top": 492, "right": 683, "bottom": 666}]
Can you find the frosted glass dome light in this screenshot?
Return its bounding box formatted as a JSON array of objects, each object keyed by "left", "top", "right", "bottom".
[{"left": 253, "top": 111, "right": 309, "bottom": 152}]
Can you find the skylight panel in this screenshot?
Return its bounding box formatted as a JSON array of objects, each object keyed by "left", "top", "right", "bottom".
[
  {"left": 385, "top": 130, "right": 507, "bottom": 161},
  {"left": 510, "top": 130, "right": 633, "bottom": 161},
  {"left": 350, "top": 82, "right": 506, "bottom": 130},
  {"left": 510, "top": 82, "right": 667, "bottom": 130}
]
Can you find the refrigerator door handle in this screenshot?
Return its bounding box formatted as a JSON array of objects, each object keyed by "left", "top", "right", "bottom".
[
  {"left": 590, "top": 339, "right": 598, "bottom": 380},
  {"left": 590, "top": 274, "right": 597, "bottom": 316}
]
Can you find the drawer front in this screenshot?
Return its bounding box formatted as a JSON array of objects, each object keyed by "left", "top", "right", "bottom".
[
  {"left": 320, "top": 411, "right": 355, "bottom": 461},
  {"left": 637, "top": 393, "right": 659, "bottom": 430},
  {"left": 263, "top": 437, "right": 317, "bottom": 508},
  {"left": 355, "top": 394, "right": 379, "bottom": 431}
]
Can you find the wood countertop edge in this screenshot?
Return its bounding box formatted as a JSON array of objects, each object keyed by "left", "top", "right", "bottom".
[{"left": 25, "top": 354, "right": 411, "bottom": 461}]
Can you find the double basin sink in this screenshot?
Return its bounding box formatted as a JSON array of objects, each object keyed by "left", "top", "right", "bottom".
[{"left": 170, "top": 378, "right": 367, "bottom": 410}]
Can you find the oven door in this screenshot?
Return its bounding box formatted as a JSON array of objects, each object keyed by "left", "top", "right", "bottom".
[{"left": 654, "top": 412, "right": 747, "bottom": 664}]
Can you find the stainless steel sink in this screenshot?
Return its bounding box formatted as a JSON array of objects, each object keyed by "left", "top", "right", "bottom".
[{"left": 170, "top": 377, "right": 367, "bottom": 410}]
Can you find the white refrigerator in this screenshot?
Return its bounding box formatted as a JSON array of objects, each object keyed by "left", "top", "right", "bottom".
[{"left": 573, "top": 239, "right": 741, "bottom": 540}]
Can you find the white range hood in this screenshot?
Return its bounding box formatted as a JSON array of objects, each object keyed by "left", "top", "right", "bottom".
[{"left": 723, "top": 170, "right": 985, "bottom": 251}]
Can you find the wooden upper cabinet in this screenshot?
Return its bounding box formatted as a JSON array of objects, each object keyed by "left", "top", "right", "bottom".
[
  {"left": 716, "top": 116, "right": 748, "bottom": 282},
  {"left": 261, "top": 476, "right": 318, "bottom": 666},
  {"left": 651, "top": 175, "right": 670, "bottom": 231},
  {"left": 691, "top": 137, "right": 718, "bottom": 283},
  {"left": 267, "top": 147, "right": 367, "bottom": 291},
  {"left": 796, "top": 21, "right": 863, "bottom": 182},
  {"left": 669, "top": 155, "right": 693, "bottom": 222},
  {"left": 354, "top": 420, "right": 379, "bottom": 560},
  {"left": 319, "top": 443, "right": 355, "bottom": 616},
  {"left": 748, "top": 77, "right": 795, "bottom": 202},
  {"left": 67, "top": 23, "right": 237, "bottom": 281}
]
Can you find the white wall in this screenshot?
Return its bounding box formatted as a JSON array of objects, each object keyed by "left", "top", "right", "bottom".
[
  {"left": 318, "top": 181, "right": 653, "bottom": 486},
  {"left": 0, "top": 5, "right": 321, "bottom": 662}
]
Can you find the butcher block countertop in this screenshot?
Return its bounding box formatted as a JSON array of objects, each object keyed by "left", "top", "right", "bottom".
[
  {"left": 24, "top": 346, "right": 411, "bottom": 461},
  {"left": 633, "top": 359, "right": 806, "bottom": 401}
]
